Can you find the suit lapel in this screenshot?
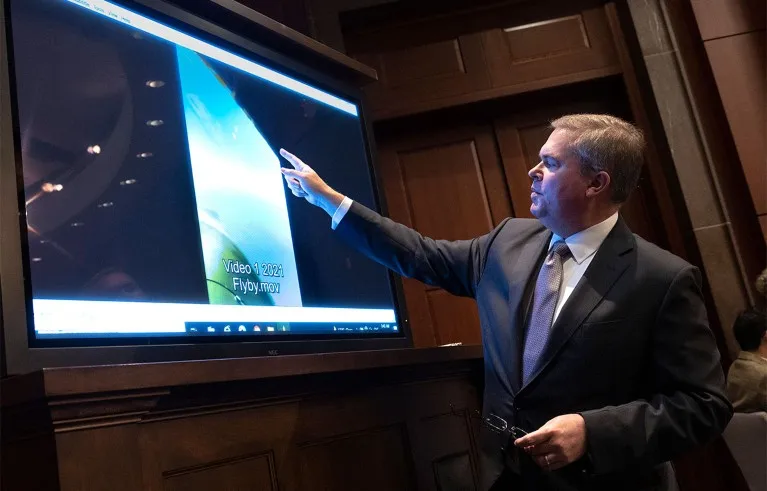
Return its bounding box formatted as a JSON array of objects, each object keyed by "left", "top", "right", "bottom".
[
  {"left": 519, "top": 218, "right": 636, "bottom": 392},
  {"left": 507, "top": 228, "right": 551, "bottom": 395}
]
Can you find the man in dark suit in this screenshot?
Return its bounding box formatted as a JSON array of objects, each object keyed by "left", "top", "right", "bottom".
[{"left": 279, "top": 114, "right": 732, "bottom": 491}]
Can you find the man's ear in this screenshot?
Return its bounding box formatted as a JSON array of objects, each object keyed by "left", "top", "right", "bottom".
[{"left": 585, "top": 171, "right": 611, "bottom": 198}]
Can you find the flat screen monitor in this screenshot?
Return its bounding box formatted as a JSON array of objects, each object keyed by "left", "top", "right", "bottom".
[{"left": 1, "top": 0, "right": 409, "bottom": 373}]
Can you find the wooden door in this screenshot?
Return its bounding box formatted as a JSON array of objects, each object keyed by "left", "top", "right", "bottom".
[{"left": 377, "top": 124, "right": 511, "bottom": 347}]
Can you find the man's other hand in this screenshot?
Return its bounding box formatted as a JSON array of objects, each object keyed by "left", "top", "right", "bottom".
[
  {"left": 513, "top": 414, "right": 587, "bottom": 471},
  {"left": 279, "top": 149, "right": 344, "bottom": 216}
]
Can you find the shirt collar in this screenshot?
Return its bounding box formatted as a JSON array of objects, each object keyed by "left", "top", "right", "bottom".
[
  {"left": 549, "top": 213, "right": 619, "bottom": 264},
  {"left": 739, "top": 351, "right": 767, "bottom": 364}
]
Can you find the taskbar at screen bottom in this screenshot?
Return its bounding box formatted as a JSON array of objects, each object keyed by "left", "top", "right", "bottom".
[
  {"left": 34, "top": 322, "right": 399, "bottom": 340},
  {"left": 185, "top": 322, "right": 399, "bottom": 336}
]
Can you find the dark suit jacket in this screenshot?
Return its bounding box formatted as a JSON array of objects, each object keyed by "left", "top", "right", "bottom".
[{"left": 335, "top": 202, "right": 732, "bottom": 491}]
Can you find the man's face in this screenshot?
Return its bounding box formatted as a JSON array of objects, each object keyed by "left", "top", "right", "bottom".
[{"left": 528, "top": 129, "right": 591, "bottom": 229}]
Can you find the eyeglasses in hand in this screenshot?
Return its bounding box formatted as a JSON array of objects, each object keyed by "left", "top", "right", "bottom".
[{"left": 449, "top": 404, "right": 528, "bottom": 442}]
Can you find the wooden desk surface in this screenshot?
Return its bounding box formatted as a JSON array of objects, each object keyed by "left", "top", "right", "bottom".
[{"left": 1, "top": 346, "right": 482, "bottom": 403}]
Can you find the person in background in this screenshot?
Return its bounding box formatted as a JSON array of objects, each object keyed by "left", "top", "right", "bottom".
[
  {"left": 756, "top": 267, "right": 767, "bottom": 310},
  {"left": 726, "top": 304, "right": 767, "bottom": 412},
  {"left": 278, "top": 114, "right": 732, "bottom": 491}
]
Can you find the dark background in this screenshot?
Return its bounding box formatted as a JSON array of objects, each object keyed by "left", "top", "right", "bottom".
[
  {"left": 10, "top": 0, "right": 394, "bottom": 310},
  {"left": 11, "top": 0, "right": 209, "bottom": 304}
]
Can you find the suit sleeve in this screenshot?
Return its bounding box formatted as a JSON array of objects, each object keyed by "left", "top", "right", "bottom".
[
  {"left": 333, "top": 201, "right": 503, "bottom": 298},
  {"left": 580, "top": 266, "right": 733, "bottom": 474}
]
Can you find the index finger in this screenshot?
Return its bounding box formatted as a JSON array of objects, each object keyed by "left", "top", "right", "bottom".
[
  {"left": 279, "top": 148, "right": 304, "bottom": 170},
  {"left": 514, "top": 427, "right": 553, "bottom": 448}
]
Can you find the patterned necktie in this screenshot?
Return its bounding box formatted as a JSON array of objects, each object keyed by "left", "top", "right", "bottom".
[{"left": 522, "top": 240, "right": 571, "bottom": 385}]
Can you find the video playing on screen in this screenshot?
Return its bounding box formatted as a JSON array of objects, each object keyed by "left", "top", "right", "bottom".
[{"left": 8, "top": 0, "right": 399, "bottom": 341}]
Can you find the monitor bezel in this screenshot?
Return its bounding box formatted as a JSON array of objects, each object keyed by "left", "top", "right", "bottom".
[{"left": 0, "top": 0, "right": 412, "bottom": 375}]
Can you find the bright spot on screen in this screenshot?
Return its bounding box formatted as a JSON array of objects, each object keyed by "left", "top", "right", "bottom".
[{"left": 41, "top": 183, "right": 63, "bottom": 192}]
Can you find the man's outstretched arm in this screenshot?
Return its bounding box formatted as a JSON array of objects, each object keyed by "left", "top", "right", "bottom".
[{"left": 279, "top": 149, "right": 503, "bottom": 298}]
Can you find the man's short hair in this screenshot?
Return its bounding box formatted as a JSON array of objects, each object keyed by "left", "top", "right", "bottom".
[
  {"left": 732, "top": 309, "right": 767, "bottom": 351},
  {"left": 550, "top": 114, "right": 645, "bottom": 203}
]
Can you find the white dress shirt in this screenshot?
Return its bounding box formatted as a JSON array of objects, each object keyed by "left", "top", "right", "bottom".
[
  {"left": 331, "top": 196, "right": 354, "bottom": 230},
  {"left": 331, "top": 198, "right": 618, "bottom": 322},
  {"left": 548, "top": 212, "right": 619, "bottom": 322}
]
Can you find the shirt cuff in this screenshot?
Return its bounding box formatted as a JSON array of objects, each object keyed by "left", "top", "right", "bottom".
[{"left": 331, "top": 197, "right": 353, "bottom": 230}]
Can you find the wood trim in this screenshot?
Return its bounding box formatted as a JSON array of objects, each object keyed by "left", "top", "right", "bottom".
[
  {"left": 494, "top": 122, "right": 537, "bottom": 219},
  {"left": 0, "top": 346, "right": 482, "bottom": 401},
  {"left": 50, "top": 390, "right": 169, "bottom": 432},
  {"left": 474, "top": 130, "right": 514, "bottom": 226},
  {"left": 370, "top": 65, "right": 622, "bottom": 121}
]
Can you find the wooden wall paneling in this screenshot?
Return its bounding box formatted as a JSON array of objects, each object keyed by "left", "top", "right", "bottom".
[
  {"left": 690, "top": 0, "right": 765, "bottom": 41},
  {"left": 291, "top": 374, "right": 480, "bottom": 491},
  {"left": 494, "top": 121, "right": 549, "bottom": 220},
  {"left": 354, "top": 33, "right": 491, "bottom": 118},
  {"left": 482, "top": 7, "right": 620, "bottom": 89},
  {"left": 292, "top": 383, "right": 418, "bottom": 491},
  {"left": 137, "top": 401, "right": 299, "bottom": 491},
  {"left": 53, "top": 370, "right": 480, "bottom": 491},
  {"left": 376, "top": 124, "right": 510, "bottom": 346},
  {"left": 2, "top": 350, "right": 484, "bottom": 491},
  {"left": 426, "top": 289, "right": 482, "bottom": 346},
  {"left": 56, "top": 425, "right": 146, "bottom": 491},
  {"left": 344, "top": 0, "right": 624, "bottom": 120},
  {"left": 298, "top": 425, "right": 414, "bottom": 491},
  {"left": 410, "top": 411, "right": 479, "bottom": 491},
  {"left": 163, "top": 452, "right": 278, "bottom": 491},
  {"left": 704, "top": 31, "right": 766, "bottom": 218},
  {"left": 377, "top": 143, "right": 438, "bottom": 348},
  {"left": 396, "top": 139, "right": 495, "bottom": 239},
  {"left": 475, "top": 130, "right": 516, "bottom": 227},
  {"left": 405, "top": 378, "right": 481, "bottom": 491},
  {"left": 41, "top": 389, "right": 168, "bottom": 491}
]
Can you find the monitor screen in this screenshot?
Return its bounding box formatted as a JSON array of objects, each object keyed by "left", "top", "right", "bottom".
[{"left": 6, "top": 0, "right": 400, "bottom": 345}]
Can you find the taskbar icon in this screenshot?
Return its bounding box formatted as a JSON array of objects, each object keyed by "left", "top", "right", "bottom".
[{"left": 184, "top": 322, "right": 290, "bottom": 335}]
